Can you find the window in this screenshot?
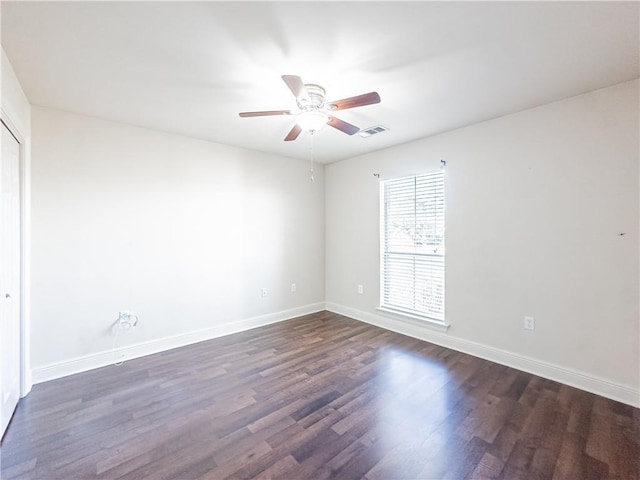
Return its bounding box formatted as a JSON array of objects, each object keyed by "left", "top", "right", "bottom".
[{"left": 380, "top": 171, "right": 445, "bottom": 323}]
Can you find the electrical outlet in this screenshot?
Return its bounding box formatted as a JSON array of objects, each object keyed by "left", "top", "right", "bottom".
[
  {"left": 357, "top": 284, "right": 364, "bottom": 294},
  {"left": 524, "top": 316, "right": 535, "bottom": 330},
  {"left": 261, "top": 287, "right": 268, "bottom": 298},
  {"left": 291, "top": 283, "right": 297, "bottom": 293}
]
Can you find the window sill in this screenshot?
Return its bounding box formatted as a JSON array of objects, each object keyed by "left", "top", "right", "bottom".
[{"left": 376, "top": 307, "right": 450, "bottom": 332}]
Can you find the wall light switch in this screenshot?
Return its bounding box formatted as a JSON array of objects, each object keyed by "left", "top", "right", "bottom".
[
  {"left": 291, "top": 283, "right": 297, "bottom": 293},
  {"left": 524, "top": 316, "right": 535, "bottom": 330},
  {"left": 261, "top": 288, "right": 268, "bottom": 298},
  {"left": 357, "top": 284, "right": 364, "bottom": 294}
]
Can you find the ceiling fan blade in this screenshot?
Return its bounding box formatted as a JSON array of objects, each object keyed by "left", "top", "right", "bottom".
[
  {"left": 327, "top": 115, "right": 359, "bottom": 135},
  {"left": 326, "top": 92, "right": 381, "bottom": 111},
  {"left": 282, "top": 75, "right": 309, "bottom": 102},
  {"left": 284, "top": 124, "right": 302, "bottom": 142},
  {"left": 239, "top": 110, "right": 292, "bottom": 117}
]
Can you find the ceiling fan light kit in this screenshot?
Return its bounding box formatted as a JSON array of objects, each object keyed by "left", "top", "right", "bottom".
[
  {"left": 239, "top": 75, "right": 381, "bottom": 142},
  {"left": 296, "top": 111, "right": 329, "bottom": 133}
]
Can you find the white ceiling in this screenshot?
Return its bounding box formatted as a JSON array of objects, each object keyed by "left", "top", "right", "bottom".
[{"left": 2, "top": 2, "right": 638, "bottom": 164}]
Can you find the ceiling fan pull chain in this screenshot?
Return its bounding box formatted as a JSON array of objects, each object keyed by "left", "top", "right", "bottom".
[{"left": 309, "top": 133, "right": 315, "bottom": 182}]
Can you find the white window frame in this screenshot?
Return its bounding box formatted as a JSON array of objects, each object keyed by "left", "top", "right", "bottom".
[{"left": 379, "top": 170, "right": 446, "bottom": 326}]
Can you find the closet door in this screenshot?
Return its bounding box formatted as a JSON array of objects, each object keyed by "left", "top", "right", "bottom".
[{"left": 1, "top": 121, "right": 21, "bottom": 438}]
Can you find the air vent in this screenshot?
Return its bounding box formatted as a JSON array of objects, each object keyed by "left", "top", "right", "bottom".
[{"left": 359, "top": 125, "right": 389, "bottom": 138}]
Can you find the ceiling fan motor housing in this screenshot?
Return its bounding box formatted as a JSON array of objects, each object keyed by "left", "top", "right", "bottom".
[{"left": 298, "top": 84, "right": 326, "bottom": 111}]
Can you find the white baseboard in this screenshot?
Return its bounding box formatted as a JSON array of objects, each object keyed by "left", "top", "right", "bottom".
[
  {"left": 326, "top": 302, "right": 640, "bottom": 408},
  {"left": 32, "top": 302, "right": 326, "bottom": 384},
  {"left": 31, "top": 301, "right": 640, "bottom": 408}
]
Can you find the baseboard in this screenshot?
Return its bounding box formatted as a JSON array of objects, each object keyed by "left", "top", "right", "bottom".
[
  {"left": 31, "top": 301, "right": 640, "bottom": 408},
  {"left": 32, "top": 302, "right": 326, "bottom": 384},
  {"left": 326, "top": 302, "right": 640, "bottom": 408}
]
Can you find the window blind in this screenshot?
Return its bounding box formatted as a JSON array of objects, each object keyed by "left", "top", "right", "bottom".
[{"left": 381, "top": 171, "right": 445, "bottom": 322}]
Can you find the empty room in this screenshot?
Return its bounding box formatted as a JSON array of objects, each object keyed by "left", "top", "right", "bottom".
[{"left": 1, "top": 2, "right": 638, "bottom": 479}]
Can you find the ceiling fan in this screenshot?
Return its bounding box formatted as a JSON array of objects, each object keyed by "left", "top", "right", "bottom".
[{"left": 239, "top": 75, "right": 381, "bottom": 142}]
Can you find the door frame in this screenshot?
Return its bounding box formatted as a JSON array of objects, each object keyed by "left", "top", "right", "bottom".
[{"left": 1, "top": 109, "right": 31, "bottom": 398}]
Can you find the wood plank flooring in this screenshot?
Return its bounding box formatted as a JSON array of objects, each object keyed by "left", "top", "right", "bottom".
[{"left": 1, "top": 311, "right": 638, "bottom": 479}]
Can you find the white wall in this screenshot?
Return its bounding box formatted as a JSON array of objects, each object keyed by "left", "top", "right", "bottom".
[
  {"left": 326, "top": 80, "right": 639, "bottom": 405},
  {"left": 1, "top": 47, "right": 32, "bottom": 395},
  {"left": 30, "top": 107, "right": 325, "bottom": 376},
  {"left": 1, "top": 48, "right": 30, "bottom": 136}
]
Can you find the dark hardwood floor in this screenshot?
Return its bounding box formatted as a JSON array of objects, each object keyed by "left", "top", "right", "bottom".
[{"left": 1, "top": 311, "right": 638, "bottom": 479}]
